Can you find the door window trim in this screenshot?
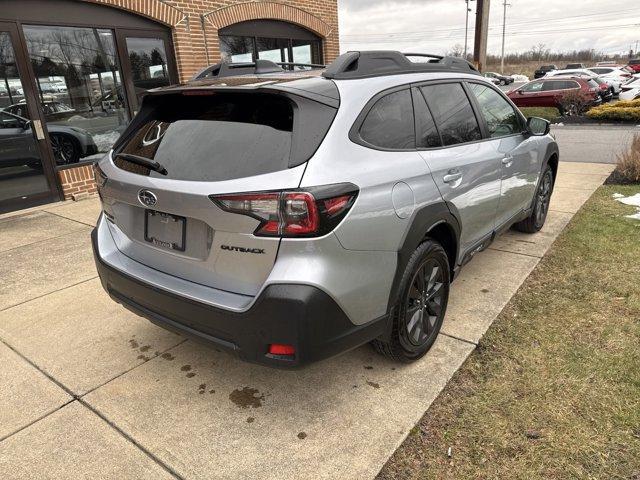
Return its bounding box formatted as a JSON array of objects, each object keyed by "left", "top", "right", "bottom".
[
  {"left": 348, "top": 84, "right": 417, "bottom": 152},
  {"left": 463, "top": 79, "right": 528, "bottom": 140},
  {"left": 349, "top": 78, "right": 531, "bottom": 154}
]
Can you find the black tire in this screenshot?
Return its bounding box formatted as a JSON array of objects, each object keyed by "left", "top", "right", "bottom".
[
  {"left": 50, "top": 133, "right": 80, "bottom": 166},
  {"left": 372, "top": 239, "right": 450, "bottom": 363},
  {"left": 499, "top": 79, "right": 506, "bottom": 86},
  {"left": 514, "top": 165, "right": 554, "bottom": 233}
]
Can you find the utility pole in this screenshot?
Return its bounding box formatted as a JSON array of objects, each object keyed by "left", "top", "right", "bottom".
[
  {"left": 500, "top": 0, "right": 511, "bottom": 74},
  {"left": 464, "top": 0, "right": 476, "bottom": 59},
  {"left": 473, "top": 0, "right": 491, "bottom": 72}
]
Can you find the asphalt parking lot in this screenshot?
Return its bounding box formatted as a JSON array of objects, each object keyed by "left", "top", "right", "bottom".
[{"left": 0, "top": 155, "right": 615, "bottom": 479}]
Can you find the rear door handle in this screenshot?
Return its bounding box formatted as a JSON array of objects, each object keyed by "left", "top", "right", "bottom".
[
  {"left": 443, "top": 172, "right": 463, "bottom": 183},
  {"left": 501, "top": 156, "right": 514, "bottom": 167}
]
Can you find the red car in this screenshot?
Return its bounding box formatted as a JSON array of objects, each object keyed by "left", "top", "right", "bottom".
[
  {"left": 507, "top": 77, "right": 601, "bottom": 111},
  {"left": 627, "top": 59, "right": 640, "bottom": 73}
]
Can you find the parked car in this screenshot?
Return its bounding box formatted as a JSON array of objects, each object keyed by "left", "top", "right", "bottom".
[
  {"left": 545, "top": 69, "right": 621, "bottom": 94},
  {"left": 0, "top": 109, "right": 97, "bottom": 165},
  {"left": 483, "top": 72, "right": 514, "bottom": 86},
  {"left": 619, "top": 76, "right": 640, "bottom": 100},
  {"left": 92, "top": 51, "right": 558, "bottom": 367},
  {"left": 591, "top": 77, "right": 614, "bottom": 102},
  {"left": 507, "top": 77, "right": 600, "bottom": 114},
  {"left": 619, "top": 88, "right": 640, "bottom": 101},
  {"left": 534, "top": 64, "right": 557, "bottom": 79},
  {"left": 588, "top": 66, "right": 633, "bottom": 86},
  {"left": 565, "top": 63, "right": 585, "bottom": 69},
  {"left": 627, "top": 59, "right": 640, "bottom": 73},
  {"left": 4, "top": 100, "right": 78, "bottom": 122}
]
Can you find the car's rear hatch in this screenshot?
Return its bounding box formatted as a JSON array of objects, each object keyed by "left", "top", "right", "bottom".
[{"left": 97, "top": 82, "right": 338, "bottom": 297}]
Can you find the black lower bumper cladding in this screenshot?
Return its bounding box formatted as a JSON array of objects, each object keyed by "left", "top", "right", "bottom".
[{"left": 91, "top": 229, "right": 386, "bottom": 368}]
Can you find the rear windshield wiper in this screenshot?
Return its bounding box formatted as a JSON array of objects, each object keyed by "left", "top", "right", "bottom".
[{"left": 114, "top": 153, "right": 168, "bottom": 176}]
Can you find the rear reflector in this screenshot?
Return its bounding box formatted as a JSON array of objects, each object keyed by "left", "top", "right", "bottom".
[{"left": 269, "top": 344, "right": 296, "bottom": 356}]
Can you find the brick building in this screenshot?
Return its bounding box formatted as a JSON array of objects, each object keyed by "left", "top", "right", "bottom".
[{"left": 0, "top": 0, "right": 340, "bottom": 213}]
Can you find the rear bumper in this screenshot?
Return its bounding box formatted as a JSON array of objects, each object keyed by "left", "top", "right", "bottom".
[{"left": 92, "top": 228, "right": 387, "bottom": 368}]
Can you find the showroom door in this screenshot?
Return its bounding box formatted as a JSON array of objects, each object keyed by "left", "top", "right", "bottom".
[{"left": 0, "top": 22, "right": 60, "bottom": 213}]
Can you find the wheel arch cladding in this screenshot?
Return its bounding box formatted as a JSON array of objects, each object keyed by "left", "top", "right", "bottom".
[
  {"left": 386, "top": 202, "right": 460, "bottom": 313},
  {"left": 545, "top": 142, "right": 559, "bottom": 180}
]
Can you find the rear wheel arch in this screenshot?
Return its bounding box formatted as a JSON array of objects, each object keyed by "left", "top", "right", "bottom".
[
  {"left": 386, "top": 202, "right": 460, "bottom": 313},
  {"left": 546, "top": 152, "right": 559, "bottom": 181}
]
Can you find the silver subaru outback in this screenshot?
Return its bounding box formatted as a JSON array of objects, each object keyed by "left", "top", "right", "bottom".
[{"left": 92, "top": 51, "right": 558, "bottom": 368}]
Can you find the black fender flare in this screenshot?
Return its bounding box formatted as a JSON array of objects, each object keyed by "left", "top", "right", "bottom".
[
  {"left": 526, "top": 142, "right": 559, "bottom": 212},
  {"left": 386, "top": 201, "right": 461, "bottom": 316}
]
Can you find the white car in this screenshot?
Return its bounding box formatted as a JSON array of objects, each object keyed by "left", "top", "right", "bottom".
[
  {"left": 619, "top": 76, "right": 640, "bottom": 100},
  {"left": 545, "top": 69, "right": 621, "bottom": 94},
  {"left": 588, "top": 67, "right": 633, "bottom": 87}
]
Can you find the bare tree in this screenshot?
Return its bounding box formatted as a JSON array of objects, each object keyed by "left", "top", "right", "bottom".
[
  {"left": 531, "top": 43, "right": 550, "bottom": 61},
  {"left": 448, "top": 44, "right": 465, "bottom": 58}
]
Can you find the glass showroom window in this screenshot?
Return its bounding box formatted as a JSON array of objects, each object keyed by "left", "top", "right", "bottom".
[
  {"left": 219, "top": 35, "right": 322, "bottom": 68},
  {"left": 22, "top": 25, "right": 129, "bottom": 165}
]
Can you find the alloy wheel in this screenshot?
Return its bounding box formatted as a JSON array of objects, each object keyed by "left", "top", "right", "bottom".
[
  {"left": 51, "top": 135, "right": 76, "bottom": 165},
  {"left": 402, "top": 259, "right": 445, "bottom": 348},
  {"left": 535, "top": 170, "right": 553, "bottom": 228}
]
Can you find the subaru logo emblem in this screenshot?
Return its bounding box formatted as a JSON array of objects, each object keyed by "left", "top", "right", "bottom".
[{"left": 138, "top": 189, "right": 157, "bottom": 207}]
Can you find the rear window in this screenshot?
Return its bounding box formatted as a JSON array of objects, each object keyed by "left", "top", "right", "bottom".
[
  {"left": 114, "top": 92, "right": 334, "bottom": 182},
  {"left": 629, "top": 59, "right": 640, "bottom": 65}
]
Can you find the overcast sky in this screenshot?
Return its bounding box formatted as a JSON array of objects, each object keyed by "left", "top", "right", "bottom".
[{"left": 338, "top": 0, "right": 640, "bottom": 57}]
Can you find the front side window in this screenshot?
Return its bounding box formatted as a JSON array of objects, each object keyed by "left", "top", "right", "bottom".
[
  {"left": 468, "top": 84, "right": 522, "bottom": 138},
  {"left": 420, "top": 83, "right": 482, "bottom": 146},
  {"left": 359, "top": 89, "right": 415, "bottom": 149},
  {"left": 521, "top": 81, "right": 544, "bottom": 92}
]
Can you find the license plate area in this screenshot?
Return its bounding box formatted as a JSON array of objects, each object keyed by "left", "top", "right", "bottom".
[{"left": 144, "top": 210, "right": 186, "bottom": 252}]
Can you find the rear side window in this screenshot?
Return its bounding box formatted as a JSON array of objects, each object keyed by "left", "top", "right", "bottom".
[
  {"left": 420, "top": 83, "right": 482, "bottom": 146},
  {"left": 114, "top": 92, "right": 334, "bottom": 182},
  {"left": 412, "top": 88, "right": 441, "bottom": 148},
  {"left": 468, "top": 84, "right": 522, "bottom": 138},
  {"left": 543, "top": 80, "right": 577, "bottom": 91},
  {"left": 359, "top": 89, "right": 415, "bottom": 149}
]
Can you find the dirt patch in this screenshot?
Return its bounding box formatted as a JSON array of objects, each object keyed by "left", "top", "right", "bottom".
[{"left": 229, "top": 387, "right": 266, "bottom": 409}]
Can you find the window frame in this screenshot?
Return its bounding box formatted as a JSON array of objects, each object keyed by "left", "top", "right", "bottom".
[
  {"left": 465, "top": 80, "right": 526, "bottom": 140},
  {"left": 349, "top": 78, "right": 529, "bottom": 153},
  {"left": 417, "top": 80, "right": 487, "bottom": 147},
  {"left": 348, "top": 84, "right": 417, "bottom": 152}
]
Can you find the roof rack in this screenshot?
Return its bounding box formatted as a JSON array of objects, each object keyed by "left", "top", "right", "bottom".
[
  {"left": 322, "top": 51, "right": 481, "bottom": 80},
  {"left": 191, "top": 60, "right": 325, "bottom": 80}
]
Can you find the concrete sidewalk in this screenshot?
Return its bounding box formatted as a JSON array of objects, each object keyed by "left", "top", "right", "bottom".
[{"left": 0, "top": 162, "right": 614, "bottom": 479}]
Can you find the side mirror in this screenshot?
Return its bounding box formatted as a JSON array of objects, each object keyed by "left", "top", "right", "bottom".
[
  {"left": 526, "top": 117, "right": 550, "bottom": 136},
  {"left": 22, "top": 120, "right": 31, "bottom": 131}
]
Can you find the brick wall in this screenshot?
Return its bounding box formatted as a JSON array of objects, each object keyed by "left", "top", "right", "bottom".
[
  {"left": 57, "top": 165, "right": 98, "bottom": 201},
  {"left": 85, "top": 0, "right": 340, "bottom": 82},
  {"left": 60, "top": 0, "right": 339, "bottom": 201}
]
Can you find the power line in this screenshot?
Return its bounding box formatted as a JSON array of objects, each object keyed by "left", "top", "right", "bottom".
[
  {"left": 341, "top": 8, "right": 640, "bottom": 39},
  {"left": 341, "top": 22, "right": 640, "bottom": 44}
]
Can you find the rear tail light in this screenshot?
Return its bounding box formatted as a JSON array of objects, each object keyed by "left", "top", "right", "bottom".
[{"left": 210, "top": 183, "right": 358, "bottom": 238}]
